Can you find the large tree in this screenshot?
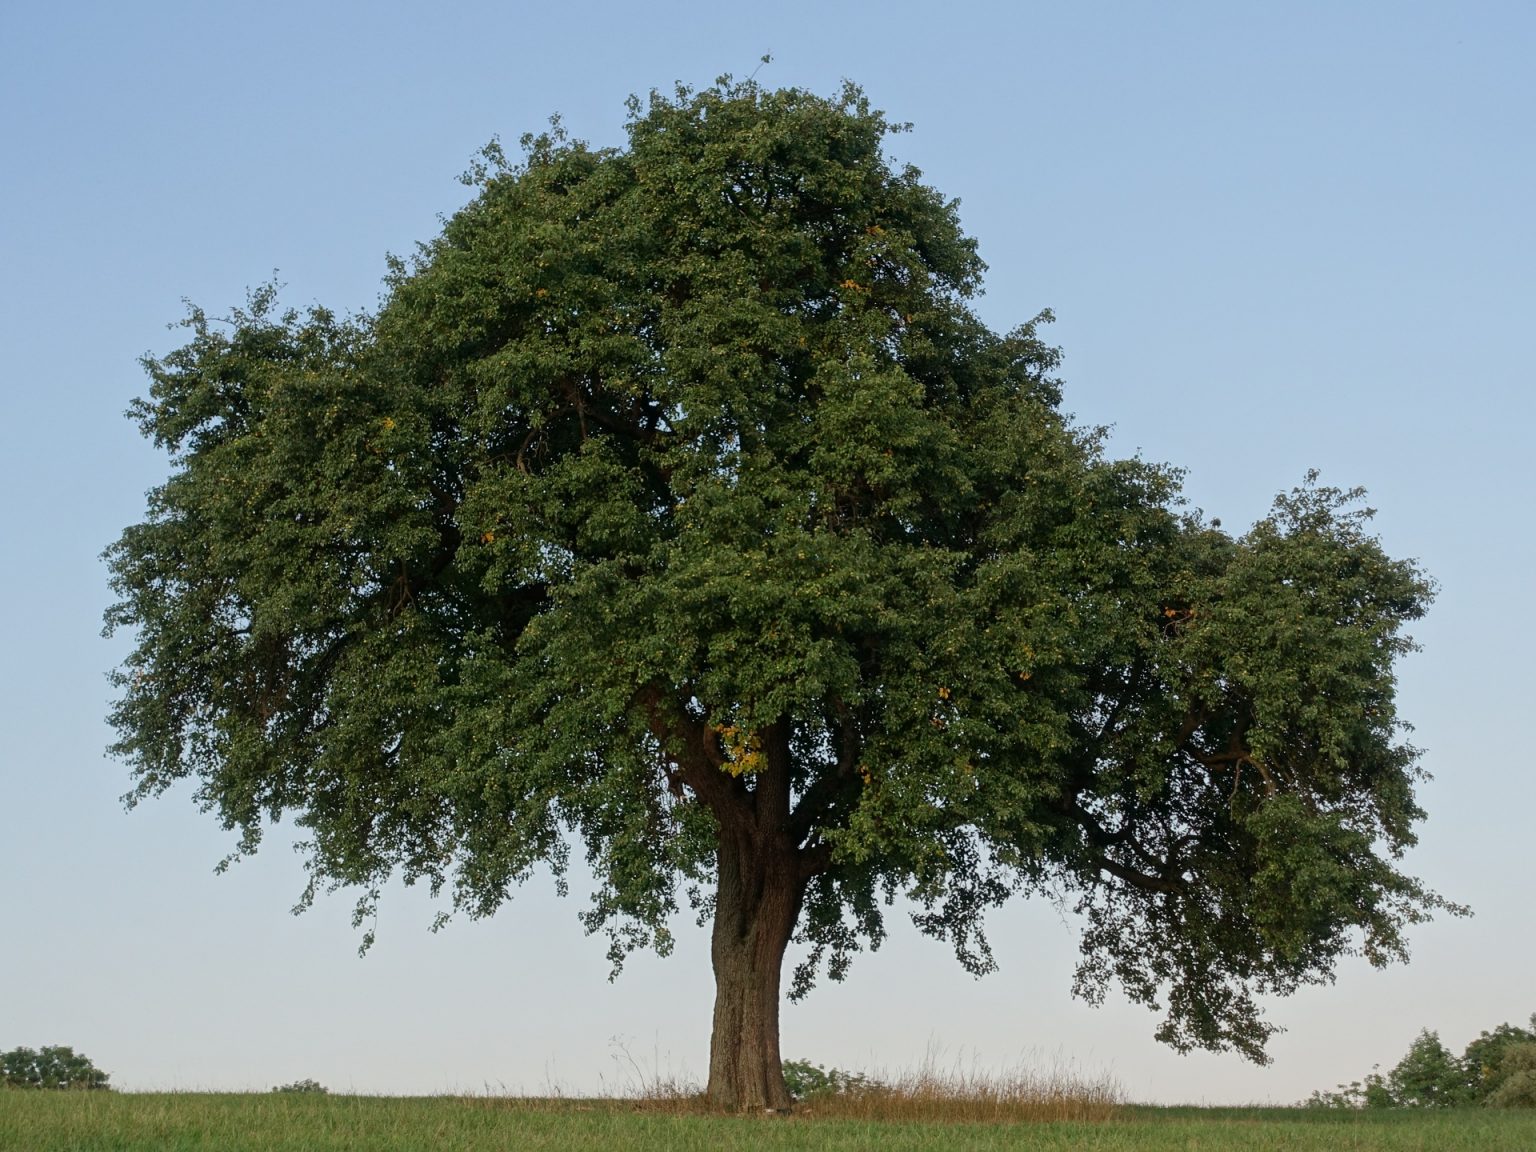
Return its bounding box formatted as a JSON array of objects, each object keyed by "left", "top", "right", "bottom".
[{"left": 106, "top": 78, "right": 1457, "bottom": 1110}]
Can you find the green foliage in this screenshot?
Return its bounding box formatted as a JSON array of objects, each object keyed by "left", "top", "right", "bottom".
[
  {"left": 1305, "top": 1071, "right": 1395, "bottom": 1110},
  {"left": 780, "top": 1060, "right": 874, "bottom": 1100},
  {"left": 1307, "top": 1014, "right": 1536, "bottom": 1108},
  {"left": 0, "top": 1046, "right": 110, "bottom": 1091},
  {"left": 105, "top": 75, "right": 1453, "bottom": 1065},
  {"left": 1485, "top": 1044, "right": 1536, "bottom": 1109},
  {"left": 271, "top": 1079, "right": 329, "bottom": 1094},
  {"left": 1385, "top": 1030, "right": 1470, "bottom": 1108},
  {"left": 1464, "top": 1016, "right": 1536, "bottom": 1103},
  {"left": 781, "top": 1060, "right": 834, "bottom": 1100}
]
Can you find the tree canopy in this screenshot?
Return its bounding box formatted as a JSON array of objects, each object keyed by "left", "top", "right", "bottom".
[
  {"left": 105, "top": 77, "right": 1457, "bottom": 1109},
  {"left": 1, "top": 1046, "right": 111, "bottom": 1091}
]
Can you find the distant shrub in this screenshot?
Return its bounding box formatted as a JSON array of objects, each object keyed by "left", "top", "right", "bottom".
[
  {"left": 781, "top": 1060, "right": 834, "bottom": 1100},
  {"left": 1, "top": 1046, "right": 111, "bottom": 1091},
  {"left": 1305, "top": 1013, "right": 1536, "bottom": 1108},
  {"left": 1485, "top": 1043, "right": 1536, "bottom": 1109},
  {"left": 1466, "top": 1018, "right": 1536, "bottom": 1103},
  {"left": 1304, "top": 1071, "right": 1394, "bottom": 1110},
  {"left": 781, "top": 1060, "right": 876, "bottom": 1101},
  {"left": 271, "top": 1078, "right": 329, "bottom": 1094}
]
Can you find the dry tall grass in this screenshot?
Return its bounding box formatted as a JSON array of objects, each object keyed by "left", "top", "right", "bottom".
[
  {"left": 454, "top": 1040, "right": 1120, "bottom": 1123},
  {"left": 792, "top": 1051, "right": 1122, "bottom": 1124},
  {"left": 514, "top": 1047, "right": 1122, "bottom": 1123}
]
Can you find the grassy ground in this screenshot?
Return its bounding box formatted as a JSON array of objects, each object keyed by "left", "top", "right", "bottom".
[{"left": 3, "top": 1093, "right": 1536, "bottom": 1152}]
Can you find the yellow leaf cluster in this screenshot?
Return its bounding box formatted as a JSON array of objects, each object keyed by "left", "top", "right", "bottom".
[{"left": 712, "top": 723, "right": 764, "bottom": 777}]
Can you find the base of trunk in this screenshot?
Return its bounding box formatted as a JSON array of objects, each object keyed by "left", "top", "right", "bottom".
[{"left": 703, "top": 831, "right": 802, "bottom": 1110}]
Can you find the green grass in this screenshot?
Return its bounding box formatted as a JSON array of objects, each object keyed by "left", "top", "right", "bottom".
[{"left": 3, "top": 1093, "right": 1536, "bottom": 1152}]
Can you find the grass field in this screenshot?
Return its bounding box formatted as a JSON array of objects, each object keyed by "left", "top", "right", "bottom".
[{"left": 3, "top": 1093, "right": 1535, "bottom": 1152}]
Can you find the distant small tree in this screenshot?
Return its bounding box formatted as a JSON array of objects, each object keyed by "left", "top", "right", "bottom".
[
  {"left": 1484, "top": 1044, "right": 1536, "bottom": 1109},
  {"left": 1309, "top": 1013, "right": 1536, "bottom": 1109},
  {"left": 0, "top": 1046, "right": 111, "bottom": 1091},
  {"left": 1463, "top": 1016, "right": 1536, "bottom": 1102},
  {"left": 271, "top": 1078, "right": 329, "bottom": 1094},
  {"left": 1385, "top": 1030, "right": 1470, "bottom": 1107}
]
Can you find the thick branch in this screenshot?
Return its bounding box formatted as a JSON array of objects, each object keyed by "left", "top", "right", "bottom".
[
  {"left": 1060, "top": 790, "right": 1174, "bottom": 878},
  {"left": 796, "top": 840, "right": 834, "bottom": 883},
  {"left": 755, "top": 719, "right": 793, "bottom": 837},
  {"left": 787, "top": 705, "right": 860, "bottom": 845},
  {"left": 635, "top": 684, "right": 751, "bottom": 830},
  {"left": 1093, "top": 855, "right": 1184, "bottom": 895},
  {"left": 1089, "top": 656, "right": 1146, "bottom": 753},
  {"left": 1173, "top": 704, "right": 1209, "bottom": 751},
  {"left": 1194, "top": 721, "right": 1277, "bottom": 796}
]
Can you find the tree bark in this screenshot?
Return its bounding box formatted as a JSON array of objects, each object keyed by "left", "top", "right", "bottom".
[
  {"left": 642, "top": 701, "right": 815, "bottom": 1111},
  {"left": 704, "top": 823, "right": 805, "bottom": 1110}
]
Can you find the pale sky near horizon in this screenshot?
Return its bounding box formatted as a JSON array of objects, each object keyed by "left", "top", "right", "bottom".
[{"left": 3, "top": 1, "right": 1532, "bottom": 1105}]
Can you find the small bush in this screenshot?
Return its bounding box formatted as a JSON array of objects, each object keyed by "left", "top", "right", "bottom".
[
  {"left": 271, "top": 1078, "right": 329, "bottom": 1094},
  {"left": 1304, "top": 1071, "right": 1394, "bottom": 1109},
  {"left": 781, "top": 1059, "right": 828, "bottom": 1100},
  {"left": 1, "top": 1046, "right": 111, "bottom": 1091},
  {"left": 781, "top": 1060, "right": 872, "bottom": 1100}
]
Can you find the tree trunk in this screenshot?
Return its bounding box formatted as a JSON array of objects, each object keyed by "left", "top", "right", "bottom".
[{"left": 704, "top": 825, "right": 805, "bottom": 1111}]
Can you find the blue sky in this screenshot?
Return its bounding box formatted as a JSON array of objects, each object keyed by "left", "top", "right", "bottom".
[{"left": 2, "top": 1, "right": 1531, "bottom": 1103}]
